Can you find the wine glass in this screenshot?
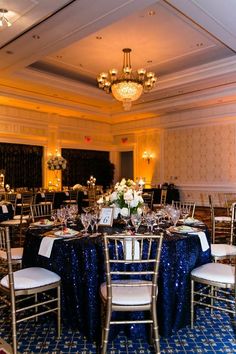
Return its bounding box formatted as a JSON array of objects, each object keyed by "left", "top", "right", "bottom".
[
  {"left": 169, "top": 208, "right": 181, "bottom": 227},
  {"left": 145, "top": 212, "right": 156, "bottom": 233},
  {"left": 81, "top": 213, "right": 92, "bottom": 236},
  {"left": 131, "top": 213, "right": 142, "bottom": 233}
]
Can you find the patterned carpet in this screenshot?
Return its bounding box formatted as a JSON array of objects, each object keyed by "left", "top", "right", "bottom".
[{"left": 0, "top": 306, "right": 235, "bottom": 353}]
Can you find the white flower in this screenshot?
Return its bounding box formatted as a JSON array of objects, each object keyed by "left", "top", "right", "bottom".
[
  {"left": 124, "top": 190, "right": 133, "bottom": 202},
  {"left": 113, "top": 207, "right": 121, "bottom": 219},
  {"left": 110, "top": 191, "right": 118, "bottom": 202},
  {"left": 120, "top": 207, "right": 129, "bottom": 217},
  {"left": 97, "top": 197, "right": 104, "bottom": 204}
]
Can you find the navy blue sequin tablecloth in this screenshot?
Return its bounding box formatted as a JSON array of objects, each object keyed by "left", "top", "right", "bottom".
[{"left": 22, "top": 226, "right": 211, "bottom": 340}]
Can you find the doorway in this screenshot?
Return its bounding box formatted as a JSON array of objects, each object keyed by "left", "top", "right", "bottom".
[{"left": 120, "top": 151, "right": 133, "bottom": 180}]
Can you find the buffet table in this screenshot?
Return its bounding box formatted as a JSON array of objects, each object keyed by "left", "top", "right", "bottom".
[{"left": 22, "top": 221, "right": 211, "bottom": 340}]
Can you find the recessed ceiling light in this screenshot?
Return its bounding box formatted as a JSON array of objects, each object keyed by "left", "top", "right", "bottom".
[
  {"left": 196, "top": 42, "right": 203, "bottom": 47},
  {"left": 148, "top": 10, "right": 156, "bottom": 16},
  {"left": 32, "top": 34, "right": 40, "bottom": 40},
  {"left": 147, "top": 60, "right": 152, "bottom": 64},
  {"left": 6, "top": 50, "right": 13, "bottom": 54},
  {"left": 56, "top": 55, "right": 62, "bottom": 59},
  {"left": 96, "top": 36, "right": 102, "bottom": 40}
]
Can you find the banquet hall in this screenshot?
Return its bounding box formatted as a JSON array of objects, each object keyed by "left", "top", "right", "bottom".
[{"left": 0, "top": 0, "right": 236, "bottom": 353}]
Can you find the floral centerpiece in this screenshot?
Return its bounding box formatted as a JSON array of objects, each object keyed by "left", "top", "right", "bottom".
[
  {"left": 47, "top": 154, "right": 67, "bottom": 170},
  {"left": 107, "top": 178, "right": 143, "bottom": 218}
]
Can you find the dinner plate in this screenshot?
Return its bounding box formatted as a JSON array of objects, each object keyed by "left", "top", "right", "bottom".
[
  {"left": 168, "top": 225, "right": 199, "bottom": 234},
  {"left": 31, "top": 220, "right": 54, "bottom": 227},
  {"left": 54, "top": 229, "right": 79, "bottom": 237}
]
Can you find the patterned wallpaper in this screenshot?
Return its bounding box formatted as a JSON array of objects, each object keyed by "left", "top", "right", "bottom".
[{"left": 164, "top": 123, "right": 236, "bottom": 184}]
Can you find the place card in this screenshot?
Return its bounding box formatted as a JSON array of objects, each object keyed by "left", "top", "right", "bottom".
[{"left": 99, "top": 207, "right": 114, "bottom": 227}]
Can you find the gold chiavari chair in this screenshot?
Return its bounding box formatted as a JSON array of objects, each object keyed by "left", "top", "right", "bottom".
[
  {"left": 209, "top": 196, "right": 236, "bottom": 261},
  {"left": 191, "top": 255, "right": 236, "bottom": 328},
  {"left": 171, "top": 200, "right": 196, "bottom": 218},
  {"left": 100, "top": 233, "right": 163, "bottom": 354},
  {"left": 31, "top": 203, "right": 53, "bottom": 222},
  {"left": 0, "top": 227, "right": 61, "bottom": 354},
  {"left": 142, "top": 191, "right": 154, "bottom": 210}
]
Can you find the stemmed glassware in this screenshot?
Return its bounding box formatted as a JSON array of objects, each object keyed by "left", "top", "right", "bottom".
[
  {"left": 145, "top": 212, "right": 156, "bottom": 233},
  {"left": 81, "top": 213, "right": 92, "bottom": 236},
  {"left": 169, "top": 208, "right": 181, "bottom": 227},
  {"left": 131, "top": 213, "right": 142, "bottom": 234}
]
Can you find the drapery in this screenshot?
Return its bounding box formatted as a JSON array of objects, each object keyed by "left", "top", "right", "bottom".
[
  {"left": 0, "top": 143, "right": 43, "bottom": 188},
  {"left": 62, "top": 148, "right": 114, "bottom": 188}
]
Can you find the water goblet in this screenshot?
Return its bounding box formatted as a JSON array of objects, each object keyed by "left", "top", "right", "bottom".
[
  {"left": 81, "top": 213, "right": 92, "bottom": 236},
  {"left": 131, "top": 213, "right": 142, "bottom": 233}
]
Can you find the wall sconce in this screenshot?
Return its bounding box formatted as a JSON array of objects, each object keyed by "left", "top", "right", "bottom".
[{"left": 142, "top": 151, "right": 153, "bottom": 164}]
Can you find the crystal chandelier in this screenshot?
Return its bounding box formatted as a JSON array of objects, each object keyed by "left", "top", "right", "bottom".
[
  {"left": 0, "top": 9, "right": 12, "bottom": 28},
  {"left": 97, "top": 48, "right": 157, "bottom": 111}
]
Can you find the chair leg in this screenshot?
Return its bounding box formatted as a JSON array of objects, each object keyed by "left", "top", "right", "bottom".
[
  {"left": 11, "top": 301, "right": 18, "bottom": 354},
  {"left": 101, "top": 302, "right": 111, "bottom": 354},
  {"left": 210, "top": 285, "right": 214, "bottom": 315},
  {"left": 151, "top": 302, "right": 160, "bottom": 354},
  {"left": 57, "top": 285, "right": 61, "bottom": 338},
  {"left": 191, "top": 279, "right": 194, "bottom": 329}
]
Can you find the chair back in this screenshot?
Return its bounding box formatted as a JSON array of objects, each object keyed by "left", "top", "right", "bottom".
[
  {"left": 160, "top": 189, "right": 167, "bottom": 206},
  {"left": 172, "top": 201, "right": 196, "bottom": 218},
  {"left": 103, "top": 233, "right": 163, "bottom": 306},
  {"left": 19, "top": 192, "right": 34, "bottom": 206},
  {"left": 31, "top": 203, "right": 53, "bottom": 222},
  {"left": 0, "top": 226, "right": 15, "bottom": 306},
  {"left": 44, "top": 192, "right": 55, "bottom": 204},
  {"left": 142, "top": 191, "right": 154, "bottom": 210},
  {"left": 208, "top": 195, "right": 232, "bottom": 244}
]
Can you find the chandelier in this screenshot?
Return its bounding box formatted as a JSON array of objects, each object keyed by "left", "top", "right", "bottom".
[
  {"left": 97, "top": 48, "right": 157, "bottom": 111},
  {"left": 0, "top": 9, "right": 12, "bottom": 28}
]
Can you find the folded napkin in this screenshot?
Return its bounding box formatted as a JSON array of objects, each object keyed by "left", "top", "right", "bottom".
[
  {"left": 1, "top": 205, "right": 8, "bottom": 213},
  {"left": 122, "top": 238, "right": 140, "bottom": 260},
  {"left": 191, "top": 231, "right": 209, "bottom": 252},
  {"left": 38, "top": 236, "right": 59, "bottom": 258}
]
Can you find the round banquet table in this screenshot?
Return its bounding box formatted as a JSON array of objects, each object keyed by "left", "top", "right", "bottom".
[
  {"left": 22, "top": 222, "right": 211, "bottom": 341},
  {"left": 0, "top": 202, "right": 14, "bottom": 222}
]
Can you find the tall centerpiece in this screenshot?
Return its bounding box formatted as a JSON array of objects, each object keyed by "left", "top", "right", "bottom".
[
  {"left": 47, "top": 152, "right": 67, "bottom": 191},
  {"left": 109, "top": 178, "right": 144, "bottom": 218}
]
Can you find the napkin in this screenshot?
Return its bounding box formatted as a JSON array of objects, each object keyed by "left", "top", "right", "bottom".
[
  {"left": 38, "top": 236, "right": 59, "bottom": 258},
  {"left": 122, "top": 239, "right": 140, "bottom": 260},
  {"left": 1, "top": 205, "right": 8, "bottom": 213},
  {"left": 191, "top": 231, "right": 209, "bottom": 252}
]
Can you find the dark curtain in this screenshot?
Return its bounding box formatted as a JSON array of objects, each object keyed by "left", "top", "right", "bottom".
[
  {"left": 62, "top": 148, "right": 114, "bottom": 188},
  {"left": 0, "top": 143, "right": 43, "bottom": 189}
]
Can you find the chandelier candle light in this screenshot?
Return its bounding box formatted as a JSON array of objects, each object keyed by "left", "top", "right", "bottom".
[
  {"left": 97, "top": 48, "right": 157, "bottom": 111},
  {"left": 0, "top": 9, "right": 12, "bottom": 27}
]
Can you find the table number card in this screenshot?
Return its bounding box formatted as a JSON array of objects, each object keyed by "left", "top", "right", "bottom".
[{"left": 99, "top": 207, "right": 114, "bottom": 227}]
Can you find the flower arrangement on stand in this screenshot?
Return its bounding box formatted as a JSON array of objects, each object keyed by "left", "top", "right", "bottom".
[
  {"left": 107, "top": 178, "right": 144, "bottom": 218},
  {"left": 47, "top": 154, "right": 67, "bottom": 170},
  {"left": 47, "top": 152, "right": 67, "bottom": 191}
]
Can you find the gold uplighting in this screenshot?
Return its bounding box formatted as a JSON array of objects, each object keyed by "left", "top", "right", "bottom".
[{"left": 97, "top": 48, "right": 157, "bottom": 111}]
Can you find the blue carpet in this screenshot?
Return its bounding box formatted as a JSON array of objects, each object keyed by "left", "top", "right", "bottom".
[{"left": 0, "top": 306, "right": 235, "bottom": 353}]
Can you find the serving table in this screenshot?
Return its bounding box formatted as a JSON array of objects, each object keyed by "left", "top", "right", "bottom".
[{"left": 22, "top": 222, "right": 211, "bottom": 340}]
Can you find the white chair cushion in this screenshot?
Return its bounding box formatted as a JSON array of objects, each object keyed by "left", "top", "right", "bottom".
[
  {"left": 0, "top": 267, "right": 61, "bottom": 289},
  {"left": 100, "top": 279, "right": 155, "bottom": 305},
  {"left": 211, "top": 243, "right": 236, "bottom": 257},
  {"left": 215, "top": 216, "right": 231, "bottom": 222},
  {"left": 13, "top": 215, "right": 30, "bottom": 220},
  {"left": 0, "top": 219, "right": 27, "bottom": 226},
  {"left": 0, "top": 247, "right": 23, "bottom": 260},
  {"left": 191, "top": 263, "right": 235, "bottom": 284}
]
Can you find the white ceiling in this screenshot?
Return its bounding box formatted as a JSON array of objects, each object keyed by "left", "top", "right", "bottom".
[{"left": 1, "top": 0, "right": 236, "bottom": 124}]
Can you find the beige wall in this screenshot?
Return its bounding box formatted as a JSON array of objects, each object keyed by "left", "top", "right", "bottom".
[{"left": 1, "top": 104, "right": 236, "bottom": 205}]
